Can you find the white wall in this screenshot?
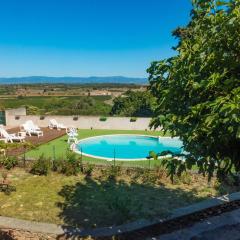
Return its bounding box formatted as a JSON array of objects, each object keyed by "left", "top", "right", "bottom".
[
  {"left": 6, "top": 108, "right": 155, "bottom": 130},
  {"left": 5, "top": 107, "right": 27, "bottom": 127}
]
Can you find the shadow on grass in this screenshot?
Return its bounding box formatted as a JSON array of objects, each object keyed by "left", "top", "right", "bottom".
[{"left": 57, "top": 176, "right": 207, "bottom": 230}]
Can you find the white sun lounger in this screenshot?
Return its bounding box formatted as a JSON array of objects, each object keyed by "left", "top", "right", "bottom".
[
  {"left": 0, "top": 127, "right": 25, "bottom": 143},
  {"left": 25, "top": 120, "right": 41, "bottom": 131},
  {"left": 21, "top": 123, "right": 43, "bottom": 138},
  {"left": 49, "top": 119, "right": 67, "bottom": 130}
]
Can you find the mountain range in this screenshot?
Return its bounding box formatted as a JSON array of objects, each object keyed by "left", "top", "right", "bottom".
[{"left": 0, "top": 76, "right": 148, "bottom": 85}]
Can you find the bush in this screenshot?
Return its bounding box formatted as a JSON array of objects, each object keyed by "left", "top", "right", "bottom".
[
  {"left": 17, "top": 95, "right": 24, "bottom": 99},
  {"left": 0, "top": 156, "right": 18, "bottom": 170},
  {"left": 154, "top": 165, "right": 167, "bottom": 179},
  {"left": 52, "top": 158, "right": 65, "bottom": 172},
  {"left": 52, "top": 151, "right": 83, "bottom": 176},
  {"left": 73, "top": 116, "right": 78, "bottom": 121},
  {"left": 64, "top": 151, "right": 82, "bottom": 175},
  {"left": 132, "top": 167, "right": 145, "bottom": 181},
  {"left": 84, "top": 163, "right": 94, "bottom": 177},
  {"left": 179, "top": 172, "right": 192, "bottom": 185},
  {"left": 26, "top": 105, "right": 40, "bottom": 115},
  {"left": 130, "top": 117, "right": 137, "bottom": 122},
  {"left": 102, "top": 165, "right": 121, "bottom": 180},
  {"left": 106, "top": 193, "right": 142, "bottom": 224},
  {"left": 30, "top": 154, "right": 51, "bottom": 176},
  {"left": 99, "top": 116, "right": 107, "bottom": 121},
  {"left": 142, "top": 169, "right": 158, "bottom": 184}
]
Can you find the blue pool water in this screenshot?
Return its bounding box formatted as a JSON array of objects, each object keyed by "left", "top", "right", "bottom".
[{"left": 75, "top": 135, "right": 183, "bottom": 160}]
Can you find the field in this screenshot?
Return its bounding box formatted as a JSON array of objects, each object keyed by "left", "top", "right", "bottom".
[
  {"left": 0, "top": 95, "right": 112, "bottom": 116},
  {"left": 0, "top": 83, "right": 146, "bottom": 116}
]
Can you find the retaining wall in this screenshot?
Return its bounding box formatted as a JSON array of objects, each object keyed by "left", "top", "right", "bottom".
[{"left": 6, "top": 108, "right": 154, "bottom": 130}]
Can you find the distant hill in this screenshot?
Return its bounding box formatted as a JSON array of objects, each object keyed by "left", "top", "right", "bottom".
[{"left": 0, "top": 76, "right": 148, "bottom": 85}]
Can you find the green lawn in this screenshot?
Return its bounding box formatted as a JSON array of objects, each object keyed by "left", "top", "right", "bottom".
[
  {"left": 25, "top": 129, "right": 169, "bottom": 168},
  {"left": 0, "top": 167, "right": 231, "bottom": 228}
]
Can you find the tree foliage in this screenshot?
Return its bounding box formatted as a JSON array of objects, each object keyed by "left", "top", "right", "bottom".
[
  {"left": 148, "top": 0, "right": 240, "bottom": 180},
  {"left": 111, "top": 90, "right": 155, "bottom": 117}
]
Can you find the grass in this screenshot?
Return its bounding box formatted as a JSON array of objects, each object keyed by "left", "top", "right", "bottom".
[
  {"left": 0, "top": 167, "right": 235, "bottom": 229},
  {"left": 25, "top": 129, "right": 169, "bottom": 168}
]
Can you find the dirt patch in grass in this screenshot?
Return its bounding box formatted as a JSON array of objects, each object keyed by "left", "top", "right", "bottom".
[{"left": 0, "top": 167, "right": 239, "bottom": 229}]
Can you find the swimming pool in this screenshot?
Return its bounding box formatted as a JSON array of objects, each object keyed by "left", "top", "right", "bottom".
[{"left": 74, "top": 134, "right": 183, "bottom": 161}]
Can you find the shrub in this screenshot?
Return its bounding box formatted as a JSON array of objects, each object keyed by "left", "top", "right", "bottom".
[
  {"left": 154, "top": 165, "right": 167, "bottom": 179},
  {"left": 65, "top": 151, "right": 82, "bottom": 175},
  {"left": 148, "top": 151, "right": 158, "bottom": 160},
  {"left": 132, "top": 167, "right": 145, "bottom": 181},
  {"left": 130, "top": 117, "right": 137, "bottom": 122},
  {"left": 17, "top": 95, "right": 24, "bottom": 99},
  {"left": 61, "top": 161, "right": 78, "bottom": 176},
  {"left": 102, "top": 165, "right": 121, "bottom": 180},
  {"left": 179, "top": 172, "right": 192, "bottom": 185},
  {"left": 142, "top": 169, "right": 158, "bottom": 184},
  {"left": 26, "top": 105, "right": 40, "bottom": 115},
  {"left": 2, "top": 171, "right": 7, "bottom": 180},
  {"left": 52, "top": 158, "right": 65, "bottom": 172},
  {"left": 0, "top": 156, "right": 18, "bottom": 170},
  {"left": 53, "top": 151, "right": 82, "bottom": 176},
  {"left": 73, "top": 116, "right": 78, "bottom": 121},
  {"left": 62, "top": 159, "right": 81, "bottom": 176},
  {"left": 99, "top": 116, "right": 107, "bottom": 121},
  {"left": 0, "top": 184, "right": 16, "bottom": 195},
  {"left": 30, "top": 154, "right": 51, "bottom": 176},
  {"left": 106, "top": 193, "right": 142, "bottom": 224},
  {"left": 84, "top": 163, "right": 94, "bottom": 177}
]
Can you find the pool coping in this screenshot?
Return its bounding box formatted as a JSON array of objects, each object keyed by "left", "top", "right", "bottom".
[
  {"left": 0, "top": 191, "right": 239, "bottom": 237},
  {"left": 72, "top": 134, "right": 182, "bottom": 161}
]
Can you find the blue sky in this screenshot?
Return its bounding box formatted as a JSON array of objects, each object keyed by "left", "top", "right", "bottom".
[{"left": 0, "top": 0, "right": 192, "bottom": 78}]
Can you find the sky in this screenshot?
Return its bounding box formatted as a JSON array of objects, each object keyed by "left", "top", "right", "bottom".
[{"left": 0, "top": 0, "right": 192, "bottom": 78}]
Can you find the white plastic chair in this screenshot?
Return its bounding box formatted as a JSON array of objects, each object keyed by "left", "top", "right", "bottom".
[{"left": 67, "top": 128, "right": 78, "bottom": 144}]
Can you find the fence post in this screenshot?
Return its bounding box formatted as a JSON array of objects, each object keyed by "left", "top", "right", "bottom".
[
  {"left": 23, "top": 145, "right": 26, "bottom": 168},
  {"left": 113, "top": 148, "right": 116, "bottom": 167},
  {"left": 52, "top": 145, "right": 56, "bottom": 161},
  {"left": 80, "top": 147, "right": 83, "bottom": 172}
]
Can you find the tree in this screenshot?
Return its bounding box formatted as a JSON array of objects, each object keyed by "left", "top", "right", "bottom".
[
  {"left": 111, "top": 90, "right": 155, "bottom": 117},
  {"left": 148, "top": 0, "right": 240, "bottom": 180}
]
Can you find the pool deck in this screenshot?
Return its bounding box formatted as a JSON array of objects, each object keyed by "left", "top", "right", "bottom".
[{"left": 6, "top": 127, "right": 66, "bottom": 156}]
